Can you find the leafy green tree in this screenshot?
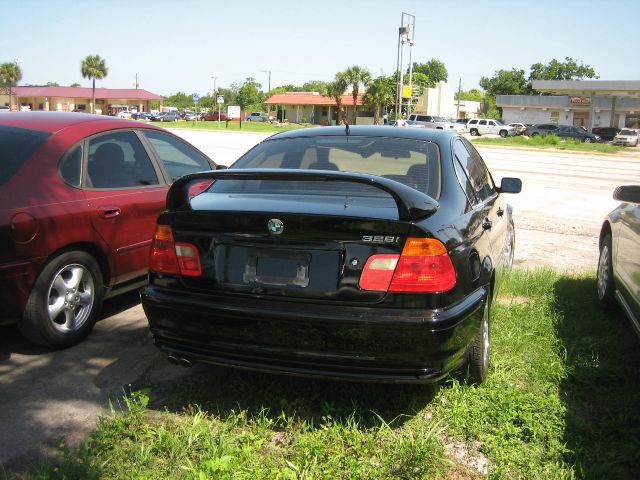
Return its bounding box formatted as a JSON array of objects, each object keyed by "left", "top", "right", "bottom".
[
  {"left": 455, "top": 88, "right": 484, "bottom": 102},
  {"left": 80, "top": 54, "right": 108, "bottom": 113},
  {"left": 301, "top": 80, "right": 328, "bottom": 94},
  {"left": 163, "top": 92, "right": 192, "bottom": 110},
  {"left": 325, "top": 73, "right": 348, "bottom": 124},
  {"left": 46, "top": 81, "right": 59, "bottom": 86},
  {"left": 70, "top": 82, "right": 81, "bottom": 87},
  {"left": 342, "top": 65, "right": 371, "bottom": 124},
  {"left": 529, "top": 57, "right": 598, "bottom": 82},
  {"left": 237, "top": 77, "right": 264, "bottom": 110},
  {"left": 362, "top": 76, "right": 395, "bottom": 125},
  {"left": 479, "top": 68, "right": 530, "bottom": 96},
  {"left": 411, "top": 59, "right": 448, "bottom": 86},
  {"left": 0, "top": 62, "right": 23, "bottom": 110}
]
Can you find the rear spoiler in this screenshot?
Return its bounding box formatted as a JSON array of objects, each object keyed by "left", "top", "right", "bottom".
[{"left": 167, "top": 169, "right": 440, "bottom": 221}]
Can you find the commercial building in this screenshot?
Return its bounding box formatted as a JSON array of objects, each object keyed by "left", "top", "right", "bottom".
[
  {"left": 498, "top": 80, "right": 640, "bottom": 130},
  {"left": 413, "top": 81, "right": 481, "bottom": 119},
  {"left": 0, "top": 85, "right": 163, "bottom": 114},
  {"left": 265, "top": 92, "right": 367, "bottom": 125}
]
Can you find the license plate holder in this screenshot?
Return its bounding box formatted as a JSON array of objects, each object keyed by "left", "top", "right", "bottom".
[{"left": 243, "top": 249, "right": 310, "bottom": 287}]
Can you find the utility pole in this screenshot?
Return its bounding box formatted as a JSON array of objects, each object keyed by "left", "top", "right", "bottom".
[
  {"left": 260, "top": 70, "right": 271, "bottom": 115},
  {"left": 456, "top": 78, "right": 462, "bottom": 119},
  {"left": 210, "top": 75, "right": 217, "bottom": 112}
]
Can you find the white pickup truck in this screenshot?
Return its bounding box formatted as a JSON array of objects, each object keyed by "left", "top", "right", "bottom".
[{"left": 466, "top": 118, "right": 516, "bottom": 137}]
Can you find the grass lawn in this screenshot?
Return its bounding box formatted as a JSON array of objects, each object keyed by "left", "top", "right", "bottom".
[
  {"left": 148, "top": 119, "right": 310, "bottom": 135},
  {"left": 20, "top": 270, "right": 640, "bottom": 479},
  {"left": 471, "top": 134, "right": 626, "bottom": 154}
]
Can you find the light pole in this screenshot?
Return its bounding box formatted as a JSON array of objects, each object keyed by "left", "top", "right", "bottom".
[
  {"left": 11, "top": 58, "right": 23, "bottom": 111},
  {"left": 395, "top": 13, "right": 415, "bottom": 120},
  {"left": 260, "top": 69, "right": 271, "bottom": 115}
]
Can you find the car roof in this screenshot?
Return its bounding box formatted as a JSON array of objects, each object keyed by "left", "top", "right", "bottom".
[
  {"left": 267, "top": 125, "right": 458, "bottom": 143},
  {"left": 0, "top": 111, "right": 157, "bottom": 134}
]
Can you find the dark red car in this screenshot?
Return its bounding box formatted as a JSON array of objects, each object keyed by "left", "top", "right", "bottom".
[
  {"left": 0, "top": 112, "right": 216, "bottom": 348},
  {"left": 201, "top": 111, "right": 228, "bottom": 121}
]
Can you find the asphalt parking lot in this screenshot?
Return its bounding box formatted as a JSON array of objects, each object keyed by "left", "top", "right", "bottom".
[{"left": 1, "top": 130, "right": 639, "bottom": 468}]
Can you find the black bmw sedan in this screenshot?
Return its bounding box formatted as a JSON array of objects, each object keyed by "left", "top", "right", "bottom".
[{"left": 141, "top": 126, "right": 521, "bottom": 384}]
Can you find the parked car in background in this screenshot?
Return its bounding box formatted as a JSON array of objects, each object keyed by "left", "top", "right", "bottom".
[
  {"left": 0, "top": 112, "right": 216, "bottom": 348},
  {"left": 466, "top": 119, "right": 516, "bottom": 137},
  {"left": 245, "top": 112, "right": 275, "bottom": 122},
  {"left": 0, "top": 106, "right": 11, "bottom": 113},
  {"left": 508, "top": 123, "right": 527, "bottom": 135},
  {"left": 132, "top": 111, "right": 152, "bottom": 120},
  {"left": 592, "top": 127, "right": 621, "bottom": 142},
  {"left": 523, "top": 123, "right": 559, "bottom": 137},
  {"left": 612, "top": 129, "right": 640, "bottom": 147},
  {"left": 202, "top": 111, "right": 229, "bottom": 121},
  {"left": 150, "top": 111, "right": 181, "bottom": 122},
  {"left": 183, "top": 112, "right": 201, "bottom": 121},
  {"left": 552, "top": 125, "right": 601, "bottom": 143},
  {"left": 597, "top": 185, "right": 640, "bottom": 337},
  {"left": 407, "top": 114, "right": 465, "bottom": 133},
  {"left": 142, "top": 126, "right": 522, "bottom": 384}
]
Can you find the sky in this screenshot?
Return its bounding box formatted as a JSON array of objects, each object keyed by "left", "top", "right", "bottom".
[{"left": 2, "top": 0, "right": 638, "bottom": 97}]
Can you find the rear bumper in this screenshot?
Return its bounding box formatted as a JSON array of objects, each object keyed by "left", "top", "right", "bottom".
[{"left": 141, "top": 286, "right": 488, "bottom": 383}]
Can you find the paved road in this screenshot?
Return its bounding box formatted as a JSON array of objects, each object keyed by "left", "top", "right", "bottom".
[{"left": 1, "top": 130, "right": 639, "bottom": 469}]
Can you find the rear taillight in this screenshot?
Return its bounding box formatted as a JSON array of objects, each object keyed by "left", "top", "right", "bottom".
[
  {"left": 149, "top": 225, "right": 202, "bottom": 277},
  {"left": 359, "top": 238, "right": 456, "bottom": 293}
]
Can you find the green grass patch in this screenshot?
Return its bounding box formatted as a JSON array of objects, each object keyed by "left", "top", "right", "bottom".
[
  {"left": 19, "top": 270, "right": 640, "bottom": 479},
  {"left": 143, "top": 119, "right": 310, "bottom": 134},
  {"left": 471, "top": 134, "right": 626, "bottom": 154}
]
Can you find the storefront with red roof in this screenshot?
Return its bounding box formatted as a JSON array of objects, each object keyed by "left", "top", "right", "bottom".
[
  {"left": 1, "top": 86, "right": 163, "bottom": 114},
  {"left": 264, "top": 91, "right": 370, "bottom": 125}
]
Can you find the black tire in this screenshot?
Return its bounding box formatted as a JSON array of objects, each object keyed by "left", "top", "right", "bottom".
[
  {"left": 499, "top": 130, "right": 508, "bottom": 138},
  {"left": 597, "top": 234, "right": 615, "bottom": 309},
  {"left": 470, "top": 128, "right": 479, "bottom": 136},
  {"left": 19, "top": 251, "right": 104, "bottom": 349},
  {"left": 583, "top": 137, "right": 592, "bottom": 143},
  {"left": 462, "top": 292, "right": 491, "bottom": 385},
  {"left": 531, "top": 132, "right": 539, "bottom": 137}
]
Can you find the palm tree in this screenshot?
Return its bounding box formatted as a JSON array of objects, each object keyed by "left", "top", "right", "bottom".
[
  {"left": 343, "top": 65, "right": 371, "bottom": 124},
  {"left": 0, "top": 62, "right": 23, "bottom": 110},
  {"left": 80, "top": 55, "right": 108, "bottom": 114},
  {"left": 362, "top": 76, "right": 395, "bottom": 125},
  {"left": 325, "top": 73, "right": 348, "bottom": 125}
]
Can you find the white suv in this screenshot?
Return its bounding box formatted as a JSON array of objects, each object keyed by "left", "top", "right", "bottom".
[{"left": 466, "top": 119, "right": 516, "bottom": 137}]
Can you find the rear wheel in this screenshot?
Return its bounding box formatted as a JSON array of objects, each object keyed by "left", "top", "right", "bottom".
[
  {"left": 463, "top": 294, "right": 491, "bottom": 385},
  {"left": 470, "top": 128, "right": 479, "bottom": 136},
  {"left": 19, "top": 251, "right": 104, "bottom": 349},
  {"left": 597, "top": 234, "right": 615, "bottom": 309},
  {"left": 531, "top": 132, "right": 539, "bottom": 137},
  {"left": 499, "top": 129, "right": 508, "bottom": 138},
  {"left": 583, "top": 137, "right": 592, "bottom": 143}
]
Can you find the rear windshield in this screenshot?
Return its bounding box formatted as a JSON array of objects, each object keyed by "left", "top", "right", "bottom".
[
  {"left": 0, "top": 126, "right": 51, "bottom": 186},
  {"left": 619, "top": 129, "right": 637, "bottom": 136},
  {"left": 221, "top": 135, "right": 441, "bottom": 199}
]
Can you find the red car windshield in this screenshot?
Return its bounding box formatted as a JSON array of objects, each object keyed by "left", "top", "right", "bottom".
[{"left": 0, "top": 126, "right": 51, "bottom": 185}]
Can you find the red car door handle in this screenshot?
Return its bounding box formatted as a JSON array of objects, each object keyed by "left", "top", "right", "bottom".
[{"left": 101, "top": 207, "right": 121, "bottom": 218}]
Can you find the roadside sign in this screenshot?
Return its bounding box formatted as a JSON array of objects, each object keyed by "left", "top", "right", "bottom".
[
  {"left": 227, "top": 105, "right": 241, "bottom": 119},
  {"left": 217, "top": 95, "right": 224, "bottom": 104},
  {"left": 192, "top": 93, "right": 200, "bottom": 103}
]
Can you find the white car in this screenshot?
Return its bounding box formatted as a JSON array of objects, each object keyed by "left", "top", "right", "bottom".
[
  {"left": 467, "top": 118, "right": 516, "bottom": 137},
  {"left": 0, "top": 105, "right": 10, "bottom": 113},
  {"left": 612, "top": 129, "right": 639, "bottom": 147},
  {"left": 245, "top": 112, "right": 275, "bottom": 122}
]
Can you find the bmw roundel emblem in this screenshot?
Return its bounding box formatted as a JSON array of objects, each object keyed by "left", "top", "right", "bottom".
[{"left": 267, "top": 218, "right": 284, "bottom": 235}]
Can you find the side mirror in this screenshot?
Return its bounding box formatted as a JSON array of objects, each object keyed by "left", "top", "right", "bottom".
[
  {"left": 498, "top": 177, "right": 522, "bottom": 194},
  {"left": 215, "top": 164, "right": 228, "bottom": 170},
  {"left": 613, "top": 185, "right": 640, "bottom": 204}
]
